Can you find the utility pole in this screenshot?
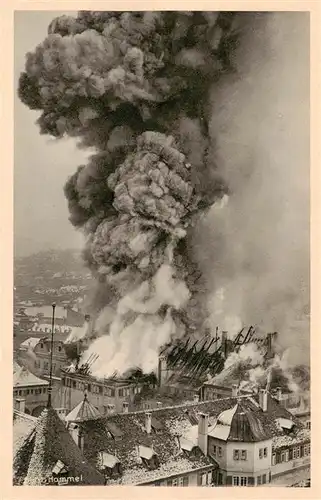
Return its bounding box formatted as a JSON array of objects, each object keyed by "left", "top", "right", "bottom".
[{"left": 47, "top": 302, "right": 56, "bottom": 408}]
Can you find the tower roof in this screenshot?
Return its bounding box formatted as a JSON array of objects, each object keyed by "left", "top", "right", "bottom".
[
  {"left": 13, "top": 406, "right": 105, "bottom": 485},
  {"left": 209, "top": 401, "right": 273, "bottom": 442},
  {"left": 65, "top": 394, "right": 103, "bottom": 423}
]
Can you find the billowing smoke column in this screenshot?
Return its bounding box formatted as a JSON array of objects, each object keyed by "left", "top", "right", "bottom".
[
  {"left": 18, "top": 11, "right": 239, "bottom": 376},
  {"left": 18, "top": 11, "right": 310, "bottom": 381}
]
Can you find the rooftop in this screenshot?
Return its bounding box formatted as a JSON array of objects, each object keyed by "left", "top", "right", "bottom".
[
  {"left": 13, "top": 362, "right": 49, "bottom": 388},
  {"left": 13, "top": 410, "right": 38, "bottom": 456},
  {"left": 65, "top": 394, "right": 103, "bottom": 423},
  {"left": 78, "top": 393, "right": 307, "bottom": 485},
  {"left": 13, "top": 406, "right": 105, "bottom": 486},
  {"left": 19, "top": 337, "right": 41, "bottom": 350}
]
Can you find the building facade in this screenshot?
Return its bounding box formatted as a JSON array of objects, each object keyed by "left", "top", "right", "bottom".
[
  {"left": 13, "top": 361, "right": 49, "bottom": 417},
  {"left": 58, "top": 369, "right": 145, "bottom": 413}
]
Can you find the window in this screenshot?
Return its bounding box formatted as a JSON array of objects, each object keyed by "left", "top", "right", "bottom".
[
  {"left": 272, "top": 454, "right": 276, "bottom": 465},
  {"left": 233, "top": 476, "right": 239, "bottom": 486},
  {"left": 304, "top": 444, "right": 310, "bottom": 456},
  {"left": 30, "top": 389, "right": 33, "bottom": 394},
  {"left": 40, "top": 343, "right": 44, "bottom": 349},
  {"left": 306, "top": 421, "right": 311, "bottom": 430},
  {"left": 293, "top": 446, "right": 301, "bottom": 459},
  {"left": 218, "top": 473, "right": 223, "bottom": 485},
  {"left": 18, "top": 390, "right": 22, "bottom": 396},
  {"left": 183, "top": 476, "right": 189, "bottom": 486},
  {"left": 281, "top": 451, "right": 286, "bottom": 463},
  {"left": 241, "top": 450, "right": 247, "bottom": 461},
  {"left": 259, "top": 448, "right": 263, "bottom": 459},
  {"left": 233, "top": 449, "right": 239, "bottom": 460},
  {"left": 25, "top": 389, "right": 29, "bottom": 395},
  {"left": 257, "top": 476, "right": 262, "bottom": 486},
  {"left": 172, "top": 478, "right": 178, "bottom": 486},
  {"left": 201, "top": 473, "right": 207, "bottom": 486},
  {"left": 263, "top": 447, "right": 268, "bottom": 458},
  {"left": 262, "top": 474, "right": 266, "bottom": 485},
  {"left": 240, "top": 477, "right": 248, "bottom": 486},
  {"left": 58, "top": 345, "right": 62, "bottom": 352},
  {"left": 212, "top": 445, "right": 217, "bottom": 456},
  {"left": 285, "top": 450, "right": 289, "bottom": 462},
  {"left": 178, "top": 477, "right": 184, "bottom": 486},
  {"left": 218, "top": 446, "right": 222, "bottom": 457},
  {"left": 111, "top": 388, "right": 115, "bottom": 397},
  {"left": 119, "top": 388, "right": 124, "bottom": 397}
]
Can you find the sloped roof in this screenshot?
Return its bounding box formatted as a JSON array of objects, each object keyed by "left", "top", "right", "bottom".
[
  {"left": 65, "top": 395, "right": 102, "bottom": 423},
  {"left": 13, "top": 410, "right": 38, "bottom": 456},
  {"left": 13, "top": 362, "right": 49, "bottom": 387},
  {"left": 79, "top": 393, "right": 308, "bottom": 485},
  {"left": 13, "top": 406, "right": 105, "bottom": 485},
  {"left": 19, "top": 337, "right": 41, "bottom": 350}
]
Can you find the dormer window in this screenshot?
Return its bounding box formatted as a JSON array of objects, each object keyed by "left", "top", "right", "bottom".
[
  {"left": 52, "top": 460, "right": 68, "bottom": 478},
  {"left": 138, "top": 445, "right": 159, "bottom": 470},
  {"left": 98, "top": 451, "right": 122, "bottom": 477},
  {"left": 151, "top": 417, "right": 164, "bottom": 434}
]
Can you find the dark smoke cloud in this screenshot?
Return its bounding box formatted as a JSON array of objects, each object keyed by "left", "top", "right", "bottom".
[{"left": 18, "top": 11, "right": 309, "bottom": 376}]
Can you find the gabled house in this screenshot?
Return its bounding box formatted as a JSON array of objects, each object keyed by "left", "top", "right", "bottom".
[{"left": 13, "top": 361, "right": 49, "bottom": 416}]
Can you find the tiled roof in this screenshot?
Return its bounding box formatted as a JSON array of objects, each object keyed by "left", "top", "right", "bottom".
[
  {"left": 13, "top": 362, "right": 49, "bottom": 387},
  {"left": 13, "top": 410, "right": 38, "bottom": 456},
  {"left": 79, "top": 393, "right": 308, "bottom": 485},
  {"left": 13, "top": 406, "right": 105, "bottom": 485},
  {"left": 65, "top": 395, "right": 102, "bottom": 423}
]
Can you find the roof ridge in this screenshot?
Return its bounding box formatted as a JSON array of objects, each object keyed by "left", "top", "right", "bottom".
[{"left": 107, "top": 395, "right": 248, "bottom": 417}]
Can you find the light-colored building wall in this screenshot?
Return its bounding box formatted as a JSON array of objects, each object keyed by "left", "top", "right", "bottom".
[
  {"left": 139, "top": 467, "right": 215, "bottom": 486},
  {"left": 13, "top": 383, "right": 48, "bottom": 416},
  {"left": 56, "top": 372, "right": 144, "bottom": 413},
  {"left": 253, "top": 440, "right": 273, "bottom": 472}
]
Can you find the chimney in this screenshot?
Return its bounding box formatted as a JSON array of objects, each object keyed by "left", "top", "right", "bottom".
[
  {"left": 259, "top": 389, "right": 268, "bottom": 412},
  {"left": 56, "top": 407, "right": 68, "bottom": 421},
  {"left": 194, "top": 394, "right": 199, "bottom": 403},
  {"left": 123, "top": 401, "right": 129, "bottom": 413},
  {"left": 198, "top": 413, "right": 209, "bottom": 456},
  {"left": 15, "top": 398, "right": 26, "bottom": 413},
  {"left": 276, "top": 387, "right": 282, "bottom": 402},
  {"left": 158, "top": 355, "right": 166, "bottom": 387},
  {"left": 145, "top": 412, "right": 152, "bottom": 434},
  {"left": 221, "top": 331, "right": 228, "bottom": 359},
  {"left": 232, "top": 384, "right": 238, "bottom": 397},
  {"left": 107, "top": 404, "right": 115, "bottom": 415},
  {"left": 78, "top": 430, "right": 85, "bottom": 453}
]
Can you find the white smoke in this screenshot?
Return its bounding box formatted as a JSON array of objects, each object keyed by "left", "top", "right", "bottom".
[{"left": 80, "top": 259, "right": 190, "bottom": 377}]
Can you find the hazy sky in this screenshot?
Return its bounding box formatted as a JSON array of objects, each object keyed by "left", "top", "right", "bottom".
[{"left": 14, "top": 11, "right": 89, "bottom": 257}]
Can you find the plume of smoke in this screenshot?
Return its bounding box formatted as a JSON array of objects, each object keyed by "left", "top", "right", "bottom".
[
  {"left": 18, "top": 11, "right": 238, "bottom": 376},
  {"left": 194, "top": 12, "right": 310, "bottom": 366},
  {"left": 18, "top": 11, "right": 309, "bottom": 377}
]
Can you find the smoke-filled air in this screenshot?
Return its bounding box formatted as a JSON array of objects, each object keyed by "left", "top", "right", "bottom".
[{"left": 18, "top": 12, "right": 309, "bottom": 377}]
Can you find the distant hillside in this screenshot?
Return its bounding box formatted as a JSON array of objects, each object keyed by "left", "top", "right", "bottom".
[{"left": 15, "top": 249, "right": 88, "bottom": 278}]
